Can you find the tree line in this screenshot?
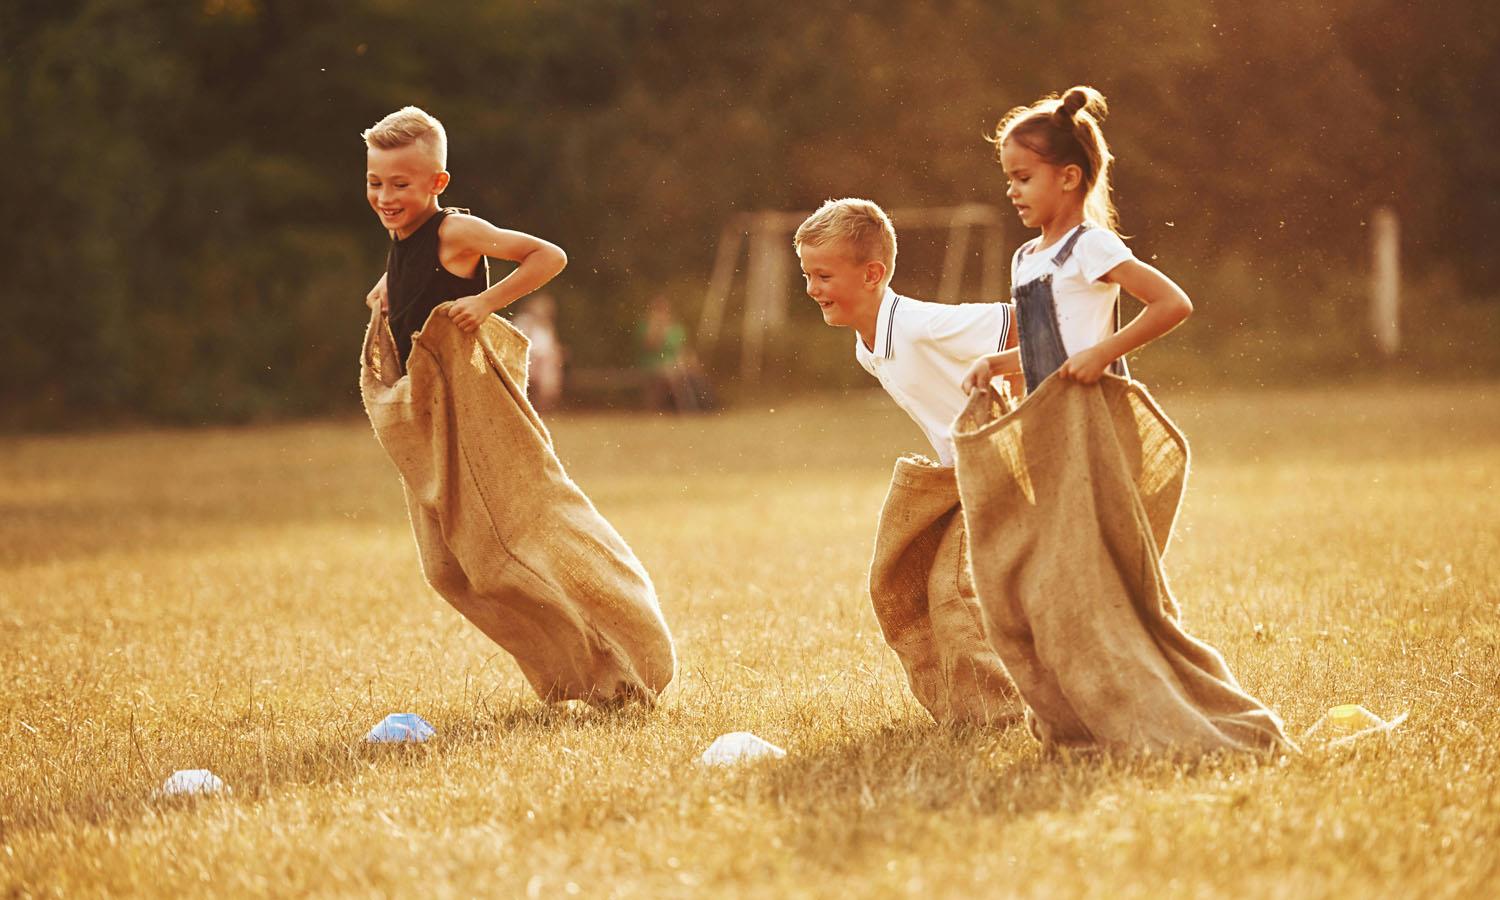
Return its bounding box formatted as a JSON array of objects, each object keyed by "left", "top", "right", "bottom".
[{"left": 3, "top": 0, "right": 1495, "bottom": 427}]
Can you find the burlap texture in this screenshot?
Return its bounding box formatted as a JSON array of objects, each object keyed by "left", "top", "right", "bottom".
[
  {"left": 868, "top": 456, "right": 1024, "bottom": 726},
  {"left": 360, "top": 304, "right": 676, "bottom": 705},
  {"left": 952, "top": 374, "right": 1294, "bottom": 754}
]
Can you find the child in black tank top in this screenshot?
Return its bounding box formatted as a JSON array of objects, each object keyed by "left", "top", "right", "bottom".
[
  {"left": 385, "top": 208, "right": 491, "bottom": 365},
  {"left": 363, "top": 108, "right": 567, "bottom": 373},
  {"left": 357, "top": 107, "right": 676, "bottom": 708}
]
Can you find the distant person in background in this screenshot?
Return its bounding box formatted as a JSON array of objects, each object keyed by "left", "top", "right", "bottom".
[
  {"left": 637, "top": 295, "right": 714, "bottom": 412},
  {"left": 512, "top": 293, "right": 565, "bottom": 411}
]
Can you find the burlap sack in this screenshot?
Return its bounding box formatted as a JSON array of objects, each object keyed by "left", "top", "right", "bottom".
[
  {"left": 868, "top": 456, "right": 1024, "bottom": 726},
  {"left": 359, "top": 304, "right": 676, "bottom": 705},
  {"left": 952, "top": 375, "right": 1294, "bottom": 754}
]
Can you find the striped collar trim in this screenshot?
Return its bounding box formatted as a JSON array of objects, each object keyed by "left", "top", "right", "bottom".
[{"left": 872, "top": 288, "right": 901, "bottom": 359}]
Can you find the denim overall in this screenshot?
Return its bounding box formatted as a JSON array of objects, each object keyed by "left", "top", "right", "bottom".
[{"left": 1012, "top": 224, "right": 1129, "bottom": 392}]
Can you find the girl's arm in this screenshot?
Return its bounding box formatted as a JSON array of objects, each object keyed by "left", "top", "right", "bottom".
[
  {"left": 1057, "top": 260, "right": 1192, "bottom": 383},
  {"left": 441, "top": 214, "right": 568, "bottom": 332}
]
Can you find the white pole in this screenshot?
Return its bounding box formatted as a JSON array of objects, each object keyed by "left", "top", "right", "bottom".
[
  {"left": 762, "top": 213, "right": 790, "bottom": 333},
  {"left": 699, "top": 222, "right": 745, "bottom": 348},
  {"left": 981, "top": 224, "right": 1006, "bottom": 300},
  {"left": 1371, "top": 206, "right": 1401, "bottom": 357},
  {"left": 938, "top": 221, "right": 971, "bottom": 303},
  {"left": 742, "top": 223, "right": 777, "bottom": 381}
]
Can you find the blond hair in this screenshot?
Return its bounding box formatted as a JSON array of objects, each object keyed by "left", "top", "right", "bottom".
[
  {"left": 794, "top": 198, "right": 898, "bottom": 275},
  {"left": 362, "top": 106, "right": 448, "bottom": 168},
  {"left": 990, "top": 86, "right": 1118, "bottom": 233}
]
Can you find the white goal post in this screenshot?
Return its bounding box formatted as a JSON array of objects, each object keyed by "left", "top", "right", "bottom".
[{"left": 698, "top": 204, "right": 1011, "bottom": 380}]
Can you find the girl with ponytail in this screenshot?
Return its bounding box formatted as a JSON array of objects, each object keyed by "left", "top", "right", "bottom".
[{"left": 962, "top": 86, "right": 1194, "bottom": 393}]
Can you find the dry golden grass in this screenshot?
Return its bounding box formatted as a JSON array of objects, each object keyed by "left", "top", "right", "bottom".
[{"left": 2, "top": 382, "right": 1497, "bottom": 898}]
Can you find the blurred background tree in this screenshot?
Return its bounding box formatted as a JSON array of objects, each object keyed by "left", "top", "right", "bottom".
[{"left": 2, "top": 0, "right": 1495, "bottom": 428}]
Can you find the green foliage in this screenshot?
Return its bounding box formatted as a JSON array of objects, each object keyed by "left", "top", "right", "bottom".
[{"left": 2, "top": 0, "right": 1497, "bottom": 427}]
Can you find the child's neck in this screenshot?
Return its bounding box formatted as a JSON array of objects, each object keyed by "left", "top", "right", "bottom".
[
  {"left": 853, "top": 285, "right": 889, "bottom": 351},
  {"left": 1037, "top": 209, "right": 1085, "bottom": 250},
  {"left": 395, "top": 202, "right": 442, "bottom": 240}
]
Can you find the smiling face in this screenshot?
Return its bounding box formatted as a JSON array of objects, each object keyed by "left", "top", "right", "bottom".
[
  {"left": 1000, "top": 139, "right": 1080, "bottom": 232},
  {"left": 797, "top": 239, "right": 886, "bottom": 330},
  {"left": 366, "top": 142, "right": 448, "bottom": 238}
]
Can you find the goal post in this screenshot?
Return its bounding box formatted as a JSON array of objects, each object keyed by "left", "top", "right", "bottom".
[{"left": 698, "top": 204, "right": 1009, "bottom": 381}]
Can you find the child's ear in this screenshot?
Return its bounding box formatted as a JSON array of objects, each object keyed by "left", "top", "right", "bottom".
[
  {"left": 864, "top": 260, "right": 888, "bottom": 288},
  {"left": 432, "top": 170, "right": 451, "bottom": 195},
  {"left": 1062, "top": 164, "right": 1083, "bottom": 192}
]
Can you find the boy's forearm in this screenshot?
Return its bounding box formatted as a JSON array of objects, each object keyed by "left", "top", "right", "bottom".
[
  {"left": 476, "top": 247, "right": 567, "bottom": 313},
  {"left": 987, "top": 347, "right": 1021, "bottom": 375}
]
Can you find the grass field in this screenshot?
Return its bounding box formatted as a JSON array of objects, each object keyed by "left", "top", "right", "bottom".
[{"left": 2, "top": 381, "right": 1498, "bottom": 898}]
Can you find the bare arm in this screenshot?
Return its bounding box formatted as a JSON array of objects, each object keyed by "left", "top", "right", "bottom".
[
  {"left": 441, "top": 214, "right": 568, "bottom": 332},
  {"left": 365, "top": 272, "right": 388, "bottom": 313},
  {"left": 959, "top": 304, "right": 1025, "bottom": 394},
  {"left": 1057, "top": 259, "right": 1193, "bottom": 383},
  {"left": 962, "top": 346, "right": 1021, "bottom": 393}
]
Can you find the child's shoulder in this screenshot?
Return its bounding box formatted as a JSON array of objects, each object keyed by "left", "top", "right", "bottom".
[
  {"left": 890, "top": 291, "right": 940, "bottom": 315},
  {"left": 894, "top": 293, "right": 1008, "bottom": 319},
  {"left": 1072, "top": 227, "right": 1133, "bottom": 278},
  {"left": 436, "top": 207, "right": 484, "bottom": 234},
  {"left": 899, "top": 295, "right": 1011, "bottom": 346},
  {"left": 885, "top": 292, "right": 943, "bottom": 342},
  {"left": 1076, "top": 225, "right": 1128, "bottom": 253},
  {"left": 435, "top": 208, "right": 501, "bottom": 249}
]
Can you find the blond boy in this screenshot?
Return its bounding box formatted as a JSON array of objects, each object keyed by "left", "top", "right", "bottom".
[
  {"left": 363, "top": 106, "right": 566, "bottom": 365},
  {"left": 795, "top": 198, "right": 1022, "bottom": 726},
  {"left": 356, "top": 108, "right": 677, "bottom": 705}
]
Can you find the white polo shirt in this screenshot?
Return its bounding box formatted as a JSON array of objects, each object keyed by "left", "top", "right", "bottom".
[{"left": 856, "top": 287, "right": 1014, "bottom": 466}]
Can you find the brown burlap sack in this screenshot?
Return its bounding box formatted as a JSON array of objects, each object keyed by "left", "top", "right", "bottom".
[
  {"left": 360, "top": 304, "right": 675, "bottom": 706},
  {"left": 951, "top": 375, "right": 1294, "bottom": 754},
  {"left": 868, "top": 456, "right": 1024, "bottom": 726}
]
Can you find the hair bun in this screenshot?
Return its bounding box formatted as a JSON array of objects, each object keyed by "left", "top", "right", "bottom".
[{"left": 1057, "top": 85, "right": 1108, "bottom": 125}]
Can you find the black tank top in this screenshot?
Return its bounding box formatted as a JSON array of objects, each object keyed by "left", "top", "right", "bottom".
[{"left": 386, "top": 207, "right": 490, "bottom": 364}]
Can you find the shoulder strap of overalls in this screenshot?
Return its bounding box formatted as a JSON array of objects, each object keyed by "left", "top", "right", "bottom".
[
  {"left": 1011, "top": 225, "right": 1089, "bottom": 290},
  {"left": 1010, "top": 239, "right": 1036, "bottom": 285},
  {"left": 1011, "top": 225, "right": 1087, "bottom": 276},
  {"left": 1049, "top": 223, "right": 1089, "bottom": 267}
]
